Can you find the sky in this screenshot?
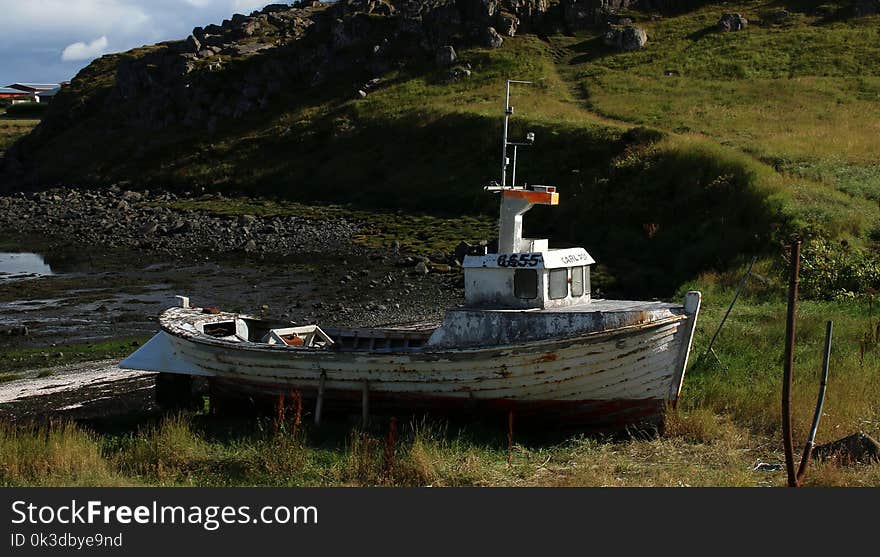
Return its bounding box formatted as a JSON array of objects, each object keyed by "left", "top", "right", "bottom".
[{"left": 0, "top": 1, "right": 274, "bottom": 85}]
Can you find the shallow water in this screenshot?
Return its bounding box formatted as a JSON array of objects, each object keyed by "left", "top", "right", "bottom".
[{"left": 0, "top": 252, "right": 54, "bottom": 279}]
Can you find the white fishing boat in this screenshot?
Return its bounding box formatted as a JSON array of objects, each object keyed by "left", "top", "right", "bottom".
[{"left": 121, "top": 81, "right": 701, "bottom": 432}]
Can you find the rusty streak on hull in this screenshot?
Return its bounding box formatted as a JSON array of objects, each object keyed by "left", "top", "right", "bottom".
[{"left": 211, "top": 378, "right": 668, "bottom": 432}]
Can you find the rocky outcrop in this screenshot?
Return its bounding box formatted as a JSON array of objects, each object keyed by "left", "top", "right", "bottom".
[
  {"left": 37, "top": 0, "right": 563, "bottom": 135},
  {"left": 561, "top": 0, "right": 636, "bottom": 30},
  {"left": 0, "top": 0, "right": 657, "bottom": 188},
  {"left": 497, "top": 12, "right": 520, "bottom": 36},
  {"left": 717, "top": 13, "right": 748, "bottom": 32}
]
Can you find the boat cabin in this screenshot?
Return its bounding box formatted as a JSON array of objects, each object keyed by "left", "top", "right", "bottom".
[{"left": 463, "top": 185, "right": 595, "bottom": 310}]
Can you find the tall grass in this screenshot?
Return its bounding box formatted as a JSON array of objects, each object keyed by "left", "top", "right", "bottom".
[
  {"left": 0, "top": 421, "right": 123, "bottom": 486},
  {"left": 2, "top": 303, "right": 877, "bottom": 490}
]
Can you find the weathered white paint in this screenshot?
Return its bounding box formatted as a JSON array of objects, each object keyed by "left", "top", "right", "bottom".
[
  {"left": 121, "top": 292, "right": 701, "bottom": 413},
  {"left": 463, "top": 247, "right": 596, "bottom": 309}
]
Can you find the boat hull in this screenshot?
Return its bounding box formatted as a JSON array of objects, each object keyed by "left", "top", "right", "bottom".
[{"left": 123, "top": 292, "right": 701, "bottom": 431}]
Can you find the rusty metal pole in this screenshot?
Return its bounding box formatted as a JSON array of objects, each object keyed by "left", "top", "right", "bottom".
[
  {"left": 782, "top": 240, "right": 801, "bottom": 487},
  {"left": 796, "top": 320, "right": 833, "bottom": 484}
]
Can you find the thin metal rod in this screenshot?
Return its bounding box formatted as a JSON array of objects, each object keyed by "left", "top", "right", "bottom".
[
  {"left": 361, "top": 381, "right": 370, "bottom": 427},
  {"left": 796, "top": 320, "right": 832, "bottom": 484},
  {"left": 512, "top": 145, "right": 518, "bottom": 187},
  {"left": 782, "top": 240, "right": 801, "bottom": 487},
  {"left": 500, "top": 80, "right": 532, "bottom": 188},
  {"left": 314, "top": 371, "right": 326, "bottom": 426},
  {"left": 501, "top": 81, "right": 511, "bottom": 187},
  {"left": 702, "top": 256, "right": 757, "bottom": 360}
]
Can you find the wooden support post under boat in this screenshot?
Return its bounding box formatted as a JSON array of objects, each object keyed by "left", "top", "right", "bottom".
[
  {"left": 362, "top": 381, "right": 370, "bottom": 427},
  {"left": 314, "top": 371, "right": 326, "bottom": 426}
]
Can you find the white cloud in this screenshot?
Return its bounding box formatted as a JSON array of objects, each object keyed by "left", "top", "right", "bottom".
[
  {"left": 1, "top": 1, "right": 151, "bottom": 39},
  {"left": 61, "top": 36, "right": 110, "bottom": 61},
  {"left": 0, "top": 1, "right": 273, "bottom": 82}
]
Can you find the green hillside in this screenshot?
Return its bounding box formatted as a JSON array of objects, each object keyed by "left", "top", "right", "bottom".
[{"left": 3, "top": 0, "right": 880, "bottom": 295}]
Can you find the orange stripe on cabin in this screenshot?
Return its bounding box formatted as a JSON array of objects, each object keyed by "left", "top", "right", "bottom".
[{"left": 502, "top": 190, "right": 559, "bottom": 205}]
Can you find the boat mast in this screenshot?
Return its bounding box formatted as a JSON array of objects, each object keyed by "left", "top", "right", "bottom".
[{"left": 500, "top": 80, "right": 532, "bottom": 189}]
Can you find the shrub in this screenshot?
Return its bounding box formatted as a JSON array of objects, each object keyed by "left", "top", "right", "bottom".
[
  {"left": 5, "top": 102, "right": 47, "bottom": 118},
  {"left": 799, "top": 237, "right": 880, "bottom": 300}
]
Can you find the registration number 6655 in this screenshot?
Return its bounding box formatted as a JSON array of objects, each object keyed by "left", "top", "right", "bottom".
[{"left": 497, "top": 254, "right": 542, "bottom": 268}]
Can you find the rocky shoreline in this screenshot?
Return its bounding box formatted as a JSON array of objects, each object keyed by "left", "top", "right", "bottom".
[
  {"left": 0, "top": 187, "right": 466, "bottom": 361},
  {"left": 0, "top": 187, "right": 361, "bottom": 259}
]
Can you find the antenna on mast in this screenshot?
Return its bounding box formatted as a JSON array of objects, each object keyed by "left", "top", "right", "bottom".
[{"left": 499, "top": 79, "right": 534, "bottom": 189}]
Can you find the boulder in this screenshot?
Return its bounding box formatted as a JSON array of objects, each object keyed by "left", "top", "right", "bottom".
[
  {"left": 483, "top": 26, "right": 504, "bottom": 48},
  {"left": 444, "top": 66, "right": 472, "bottom": 83},
  {"left": 237, "top": 214, "right": 257, "bottom": 227},
  {"left": 436, "top": 45, "right": 457, "bottom": 66},
  {"left": 813, "top": 432, "right": 880, "bottom": 465},
  {"left": 603, "top": 25, "right": 647, "bottom": 51},
  {"left": 718, "top": 13, "right": 748, "bottom": 32},
  {"left": 414, "top": 261, "right": 430, "bottom": 274},
  {"left": 769, "top": 9, "right": 790, "bottom": 24},
  {"left": 139, "top": 221, "right": 158, "bottom": 236}
]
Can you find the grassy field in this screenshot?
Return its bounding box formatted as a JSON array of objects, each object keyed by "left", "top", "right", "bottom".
[
  {"left": 0, "top": 109, "right": 39, "bottom": 150},
  {"left": 1, "top": 267, "right": 879, "bottom": 487}
]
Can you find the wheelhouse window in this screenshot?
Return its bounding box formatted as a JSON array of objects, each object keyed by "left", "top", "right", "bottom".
[
  {"left": 549, "top": 268, "right": 568, "bottom": 300},
  {"left": 571, "top": 266, "right": 585, "bottom": 297},
  {"left": 514, "top": 269, "right": 538, "bottom": 299}
]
